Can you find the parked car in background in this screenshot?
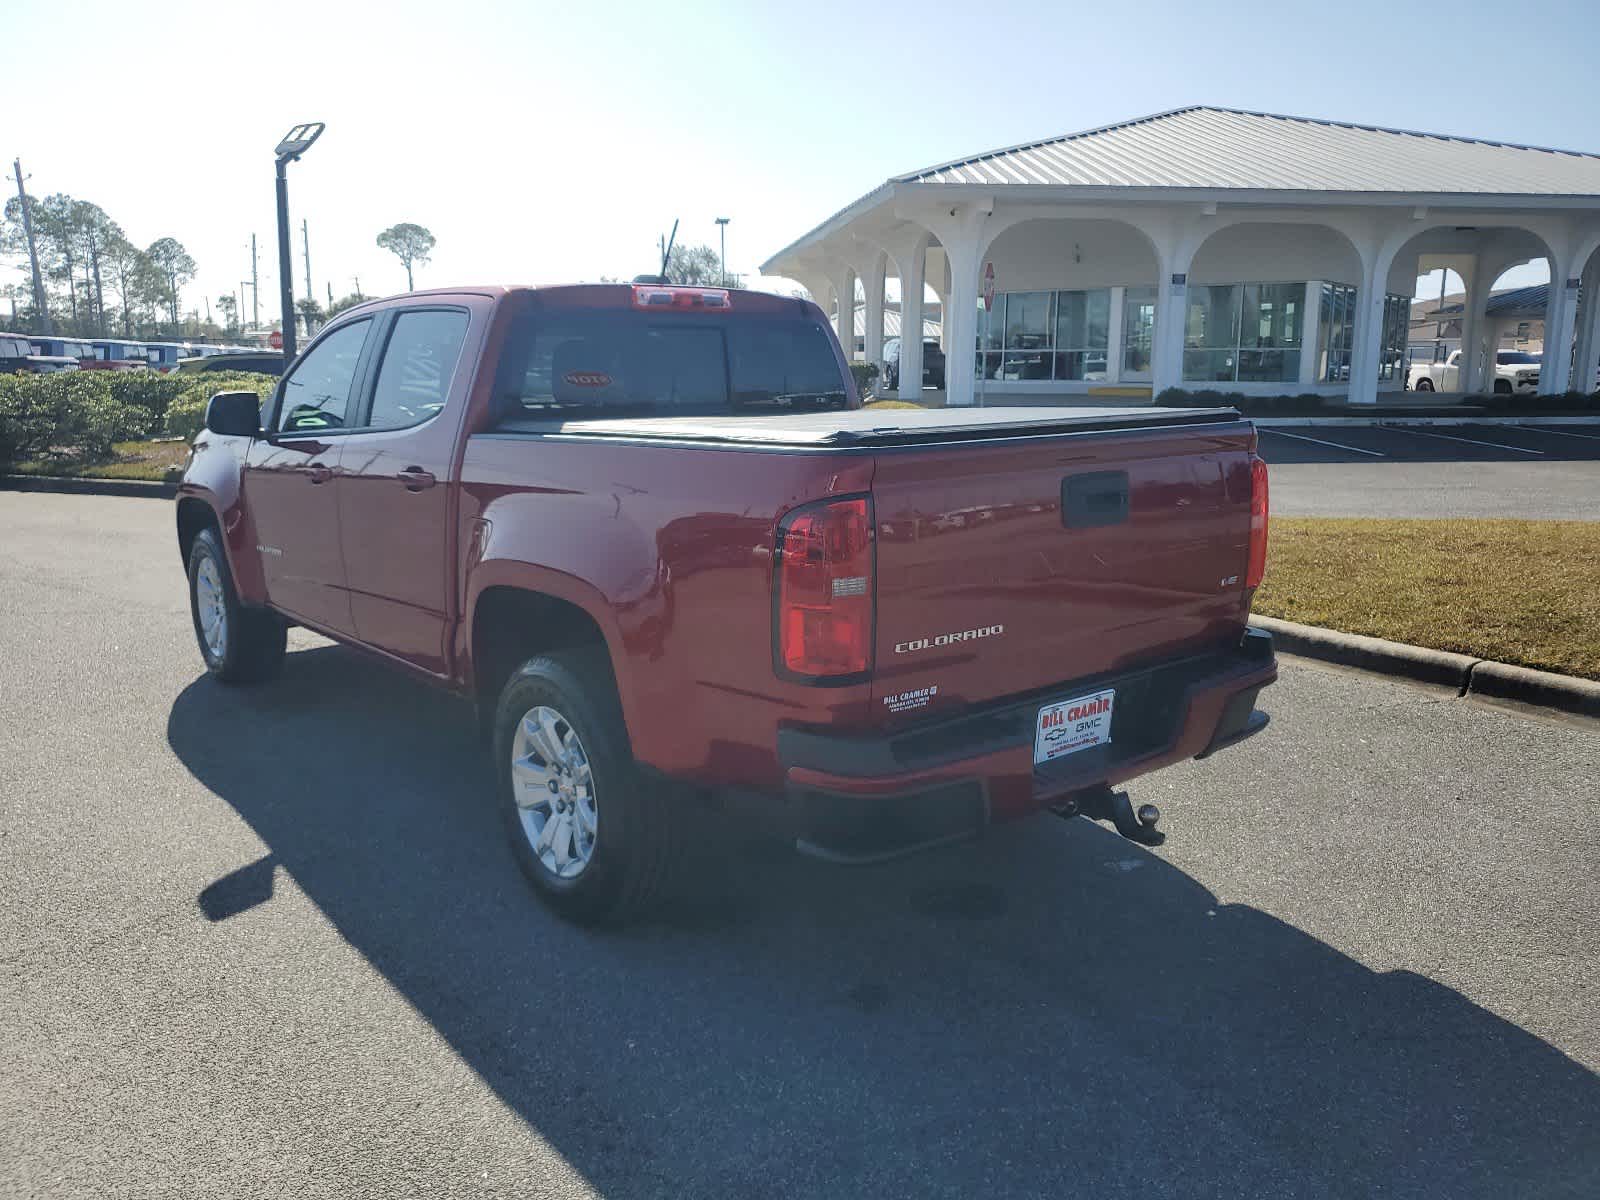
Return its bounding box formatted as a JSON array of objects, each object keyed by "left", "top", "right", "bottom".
[
  {"left": 146, "top": 342, "right": 200, "bottom": 373},
  {"left": 29, "top": 336, "right": 98, "bottom": 364},
  {"left": 175, "top": 350, "right": 285, "bottom": 376},
  {"left": 881, "top": 336, "right": 946, "bottom": 391},
  {"left": 1407, "top": 349, "right": 1539, "bottom": 394},
  {"left": 0, "top": 332, "right": 79, "bottom": 374},
  {"left": 176, "top": 282, "right": 1275, "bottom": 924},
  {"left": 83, "top": 340, "right": 150, "bottom": 370}
]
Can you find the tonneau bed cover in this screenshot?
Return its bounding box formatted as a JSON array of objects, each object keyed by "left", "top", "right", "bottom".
[{"left": 516, "top": 405, "right": 1243, "bottom": 448}]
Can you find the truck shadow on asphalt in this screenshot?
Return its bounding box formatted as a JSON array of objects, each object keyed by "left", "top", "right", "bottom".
[{"left": 168, "top": 645, "right": 1598, "bottom": 1199}]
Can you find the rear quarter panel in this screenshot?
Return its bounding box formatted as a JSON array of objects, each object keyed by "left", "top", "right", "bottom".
[{"left": 458, "top": 435, "right": 873, "bottom": 789}]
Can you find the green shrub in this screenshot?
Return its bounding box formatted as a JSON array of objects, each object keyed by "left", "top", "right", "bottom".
[
  {"left": 108, "top": 372, "right": 192, "bottom": 431},
  {"left": 849, "top": 361, "right": 880, "bottom": 397},
  {"left": 0, "top": 372, "right": 145, "bottom": 462},
  {"left": 0, "top": 370, "right": 276, "bottom": 467},
  {"left": 162, "top": 373, "right": 277, "bottom": 440}
]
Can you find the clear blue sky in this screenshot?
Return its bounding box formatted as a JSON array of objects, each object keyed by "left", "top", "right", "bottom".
[{"left": 8, "top": 0, "right": 1595, "bottom": 316}]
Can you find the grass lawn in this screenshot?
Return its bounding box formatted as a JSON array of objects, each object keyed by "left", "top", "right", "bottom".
[
  {"left": 1255, "top": 518, "right": 1600, "bottom": 680},
  {"left": 3, "top": 439, "right": 190, "bottom": 483}
]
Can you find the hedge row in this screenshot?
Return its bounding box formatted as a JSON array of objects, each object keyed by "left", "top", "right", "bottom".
[
  {"left": 1154, "top": 387, "right": 1600, "bottom": 417},
  {"left": 0, "top": 371, "right": 277, "bottom": 464}
]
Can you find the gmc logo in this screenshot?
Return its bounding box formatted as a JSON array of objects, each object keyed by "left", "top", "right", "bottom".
[{"left": 894, "top": 624, "right": 1004, "bottom": 654}]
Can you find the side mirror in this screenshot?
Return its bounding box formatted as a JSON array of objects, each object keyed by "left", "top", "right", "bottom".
[{"left": 204, "top": 391, "right": 263, "bottom": 438}]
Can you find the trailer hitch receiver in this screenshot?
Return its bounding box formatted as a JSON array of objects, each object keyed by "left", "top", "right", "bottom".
[{"left": 1051, "top": 785, "right": 1163, "bottom": 846}]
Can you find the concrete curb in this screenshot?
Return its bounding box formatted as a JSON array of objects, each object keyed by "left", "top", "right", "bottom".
[
  {"left": 0, "top": 474, "right": 177, "bottom": 499},
  {"left": 1249, "top": 615, "right": 1599, "bottom": 719},
  {"left": 1249, "top": 615, "right": 1479, "bottom": 689},
  {"left": 1467, "top": 660, "right": 1600, "bottom": 716}
]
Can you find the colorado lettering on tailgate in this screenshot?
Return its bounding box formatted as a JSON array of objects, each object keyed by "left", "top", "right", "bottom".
[{"left": 894, "top": 624, "right": 1004, "bottom": 654}]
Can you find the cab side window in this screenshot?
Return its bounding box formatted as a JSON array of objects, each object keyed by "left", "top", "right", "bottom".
[
  {"left": 363, "top": 310, "right": 469, "bottom": 431},
  {"left": 275, "top": 319, "right": 372, "bottom": 434}
]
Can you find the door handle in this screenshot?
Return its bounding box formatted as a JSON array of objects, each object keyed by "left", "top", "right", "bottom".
[
  {"left": 307, "top": 463, "right": 333, "bottom": 484},
  {"left": 397, "top": 467, "right": 436, "bottom": 492}
]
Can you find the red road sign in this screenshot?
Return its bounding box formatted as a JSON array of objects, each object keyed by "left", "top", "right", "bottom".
[
  {"left": 982, "top": 261, "right": 996, "bottom": 312},
  {"left": 268, "top": 330, "right": 283, "bottom": 350}
]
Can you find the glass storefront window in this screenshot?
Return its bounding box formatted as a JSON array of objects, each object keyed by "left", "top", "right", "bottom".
[
  {"left": 1319, "top": 283, "right": 1357, "bottom": 382},
  {"left": 1378, "top": 293, "right": 1409, "bottom": 381},
  {"left": 976, "top": 288, "right": 1111, "bottom": 382},
  {"left": 1003, "top": 291, "right": 1053, "bottom": 350},
  {"left": 1185, "top": 282, "right": 1303, "bottom": 383},
  {"left": 1122, "top": 287, "right": 1155, "bottom": 377}
]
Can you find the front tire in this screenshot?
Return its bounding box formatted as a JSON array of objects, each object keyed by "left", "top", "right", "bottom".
[
  {"left": 187, "top": 527, "right": 286, "bottom": 683},
  {"left": 493, "top": 651, "right": 681, "bottom": 923},
  {"left": 1493, "top": 379, "right": 1513, "bottom": 395},
  {"left": 1414, "top": 378, "right": 1434, "bottom": 392}
]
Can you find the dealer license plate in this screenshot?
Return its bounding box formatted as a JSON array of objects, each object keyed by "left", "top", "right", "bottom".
[{"left": 1033, "top": 688, "right": 1115, "bottom": 765}]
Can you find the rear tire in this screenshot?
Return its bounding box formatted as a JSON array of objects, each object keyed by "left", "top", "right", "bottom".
[
  {"left": 493, "top": 651, "right": 683, "bottom": 924},
  {"left": 187, "top": 527, "right": 286, "bottom": 683}
]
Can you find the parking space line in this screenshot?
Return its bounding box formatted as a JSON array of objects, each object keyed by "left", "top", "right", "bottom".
[
  {"left": 1260, "top": 429, "right": 1386, "bottom": 457},
  {"left": 1523, "top": 426, "right": 1600, "bottom": 442},
  {"left": 1390, "top": 428, "right": 1544, "bottom": 455}
]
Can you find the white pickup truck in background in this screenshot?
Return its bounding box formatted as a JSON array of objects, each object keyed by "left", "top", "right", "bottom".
[{"left": 1407, "top": 349, "right": 1540, "bottom": 394}]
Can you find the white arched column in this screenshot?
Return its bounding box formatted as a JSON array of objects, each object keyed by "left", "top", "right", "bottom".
[
  {"left": 1540, "top": 261, "right": 1579, "bottom": 395},
  {"left": 862, "top": 250, "right": 886, "bottom": 371},
  {"left": 919, "top": 203, "right": 992, "bottom": 406},
  {"left": 1574, "top": 252, "right": 1600, "bottom": 395},
  {"left": 828, "top": 264, "right": 856, "bottom": 361},
  {"left": 876, "top": 229, "right": 931, "bottom": 402},
  {"left": 1150, "top": 241, "right": 1200, "bottom": 396},
  {"left": 1347, "top": 241, "right": 1399, "bottom": 405}
]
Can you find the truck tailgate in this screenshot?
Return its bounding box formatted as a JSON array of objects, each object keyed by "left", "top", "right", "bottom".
[{"left": 868, "top": 421, "right": 1257, "bottom": 726}]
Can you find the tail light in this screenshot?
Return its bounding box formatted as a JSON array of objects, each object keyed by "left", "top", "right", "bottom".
[
  {"left": 1245, "top": 455, "right": 1269, "bottom": 589},
  {"left": 774, "top": 497, "right": 874, "bottom": 680}
]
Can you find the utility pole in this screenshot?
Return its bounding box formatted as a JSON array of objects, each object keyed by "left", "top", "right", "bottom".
[
  {"left": 302, "top": 219, "right": 312, "bottom": 302},
  {"left": 353, "top": 275, "right": 362, "bottom": 301},
  {"left": 715, "top": 217, "right": 730, "bottom": 287},
  {"left": 327, "top": 281, "right": 333, "bottom": 308},
  {"left": 250, "top": 234, "right": 261, "bottom": 330},
  {"left": 11, "top": 159, "right": 53, "bottom": 334}
]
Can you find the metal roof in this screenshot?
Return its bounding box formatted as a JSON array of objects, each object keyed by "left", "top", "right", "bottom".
[
  {"left": 894, "top": 107, "right": 1600, "bottom": 196},
  {"left": 1414, "top": 284, "right": 1554, "bottom": 320}
]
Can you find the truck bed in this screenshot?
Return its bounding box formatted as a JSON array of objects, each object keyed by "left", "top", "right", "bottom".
[{"left": 505, "top": 405, "right": 1243, "bottom": 448}]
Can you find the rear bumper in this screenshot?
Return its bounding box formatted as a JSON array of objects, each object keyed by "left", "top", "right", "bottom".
[{"left": 778, "top": 628, "right": 1276, "bottom": 860}]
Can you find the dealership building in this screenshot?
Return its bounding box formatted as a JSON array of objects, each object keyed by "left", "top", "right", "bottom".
[{"left": 762, "top": 107, "right": 1600, "bottom": 404}]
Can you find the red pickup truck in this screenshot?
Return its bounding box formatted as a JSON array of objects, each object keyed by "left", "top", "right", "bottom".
[{"left": 177, "top": 283, "right": 1275, "bottom": 921}]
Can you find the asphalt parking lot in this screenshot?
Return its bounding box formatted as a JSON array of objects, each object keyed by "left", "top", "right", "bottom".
[
  {"left": 1258, "top": 422, "right": 1600, "bottom": 518},
  {"left": 2, "top": 492, "right": 1597, "bottom": 1199}
]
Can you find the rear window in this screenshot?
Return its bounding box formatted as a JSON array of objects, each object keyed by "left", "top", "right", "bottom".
[{"left": 495, "top": 311, "right": 850, "bottom": 424}]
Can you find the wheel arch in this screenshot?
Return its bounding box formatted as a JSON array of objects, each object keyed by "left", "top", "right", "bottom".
[
  {"left": 176, "top": 495, "right": 220, "bottom": 565},
  {"left": 466, "top": 578, "right": 631, "bottom": 741}
]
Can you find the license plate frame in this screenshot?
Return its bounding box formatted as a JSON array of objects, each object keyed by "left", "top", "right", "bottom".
[{"left": 1033, "top": 688, "right": 1115, "bottom": 765}]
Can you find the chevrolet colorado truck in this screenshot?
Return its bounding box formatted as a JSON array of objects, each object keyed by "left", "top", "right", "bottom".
[{"left": 177, "top": 283, "right": 1275, "bottom": 922}]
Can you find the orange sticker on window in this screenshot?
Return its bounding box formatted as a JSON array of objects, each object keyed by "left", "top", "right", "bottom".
[{"left": 563, "top": 371, "right": 612, "bottom": 387}]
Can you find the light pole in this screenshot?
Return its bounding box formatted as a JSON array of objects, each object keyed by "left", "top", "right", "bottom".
[
  {"left": 273, "top": 123, "right": 324, "bottom": 360},
  {"left": 715, "top": 217, "right": 730, "bottom": 287}
]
